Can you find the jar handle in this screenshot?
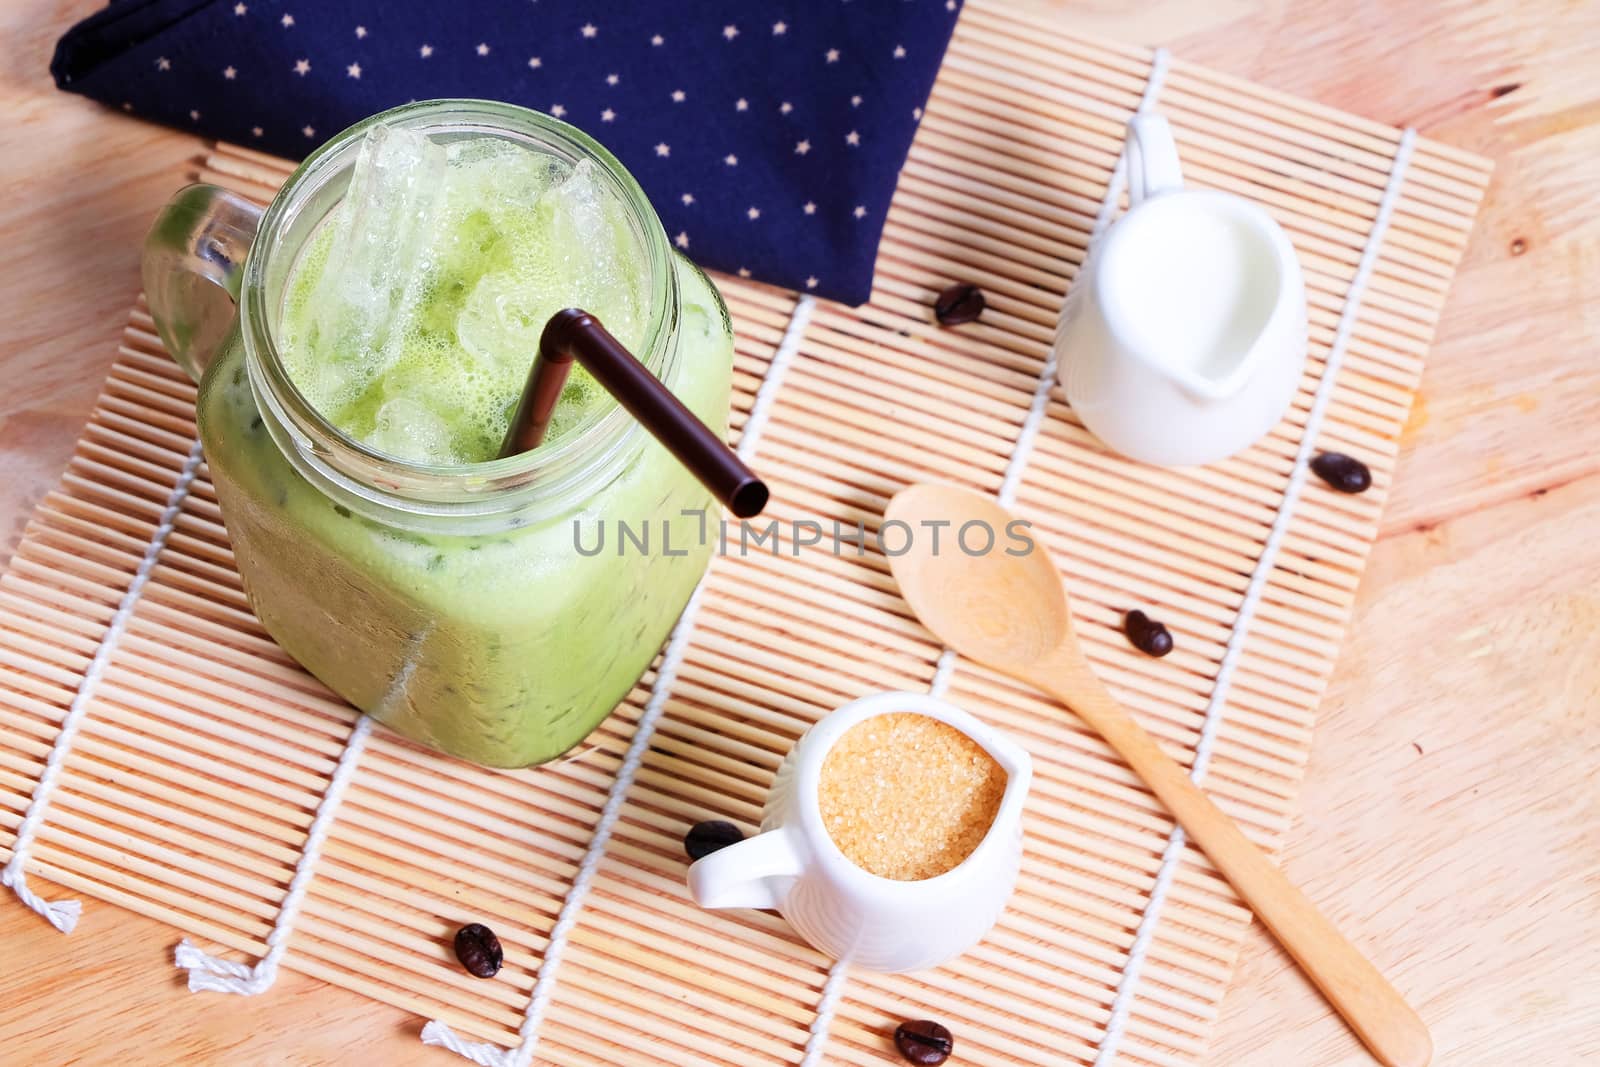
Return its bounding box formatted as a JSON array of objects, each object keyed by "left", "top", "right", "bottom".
[{"left": 142, "top": 184, "right": 263, "bottom": 384}]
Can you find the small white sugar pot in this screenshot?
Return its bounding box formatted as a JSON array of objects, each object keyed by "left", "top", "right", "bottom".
[{"left": 687, "top": 691, "right": 1032, "bottom": 973}]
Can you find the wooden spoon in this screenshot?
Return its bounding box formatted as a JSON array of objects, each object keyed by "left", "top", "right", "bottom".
[{"left": 886, "top": 482, "right": 1431, "bottom": 1067}]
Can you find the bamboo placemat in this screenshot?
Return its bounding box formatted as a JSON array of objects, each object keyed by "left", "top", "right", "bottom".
[{"left": 0, "top": 3, "right": 1488, "bottom": 1064}]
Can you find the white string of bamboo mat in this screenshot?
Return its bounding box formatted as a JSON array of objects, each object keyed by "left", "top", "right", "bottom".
[
  {"left": 800, "top": 955, "right": 855, "bottom": 1067},
  {"left": 2, "top": 438, "right": 206, "bottom": 935},
  {"left": 421, "top": 294, "right": 817, "bottom": 1067},
  {"left": 174, "top": 714, "right": 375, "bottom": 993},
  {"left": 799, "top": 46, "right": 1171, "bottom": 1067},
  {"left": 1093, "top": 126, "right": 1418, "bottom": 1067},
  {"left": 171, "top": 566, "right": 446, "bottom": 992}
]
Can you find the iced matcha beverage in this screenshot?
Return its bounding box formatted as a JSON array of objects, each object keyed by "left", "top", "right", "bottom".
[
  {"left": 279, "top": 126, "right": 647, "bottom": 465},
  {"left": 184, "top": 105, "right": 734, "bottom": 766}
]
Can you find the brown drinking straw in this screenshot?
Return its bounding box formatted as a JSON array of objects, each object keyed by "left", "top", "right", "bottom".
[{"left": 500, "top": 308, "right": 769, "bottom": 518}]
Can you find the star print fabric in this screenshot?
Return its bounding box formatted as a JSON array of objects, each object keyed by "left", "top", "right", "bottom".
[{"left": 52, "top": 0, "right": 963, "bottom": 304}]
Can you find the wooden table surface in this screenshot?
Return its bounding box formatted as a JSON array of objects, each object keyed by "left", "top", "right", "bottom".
[{"left": 3, "top": 1, "right": 1596, "bottom": 1064}]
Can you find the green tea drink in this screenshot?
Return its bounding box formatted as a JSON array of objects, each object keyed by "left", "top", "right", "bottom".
[
  {"left": 281, "top": 126, "right": 644, "bottom": 463},
  {"left": 197, "top": 120, "right": 734, "bottom": 766}
]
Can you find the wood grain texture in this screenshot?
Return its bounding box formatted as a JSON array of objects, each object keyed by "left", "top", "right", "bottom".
[
  {"left": 0, "top": 2, "right": 1594, "bottom": 1067},
  {"left": 0, "top": 887, "right": 431, "bottom": 1065},
  {"left": 1210, "top": 471, "right": 1600, "bottom": 1066},
  {"left": 0, "top": 1, "right": 201, "bottom": 570}
]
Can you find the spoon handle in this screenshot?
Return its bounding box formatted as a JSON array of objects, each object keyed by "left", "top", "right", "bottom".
[{"left": 1043, "top": 666, "right": 1432, "bottom": 1067}]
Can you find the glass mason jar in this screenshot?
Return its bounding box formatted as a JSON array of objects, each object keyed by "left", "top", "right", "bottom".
[{"left": 143, "top": 101, "right": 735, "bottom": 767}]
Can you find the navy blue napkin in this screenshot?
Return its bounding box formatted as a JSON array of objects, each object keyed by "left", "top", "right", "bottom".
[{"left": 53, "top": 0, "right": 963, "bottom": 305}]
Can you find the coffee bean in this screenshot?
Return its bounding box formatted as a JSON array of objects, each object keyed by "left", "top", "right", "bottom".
[
  {"left": 934, "top": 282, "right": 985, "bottom": 326},
  {"left": 1310, "top": 451, "right": 1372, "bottom": 494},
  {"left": 684, "top": 819, "right": 744, "bottom": 861},
  {"left": 1124, "top": 609, "right": 1174, "bottom": 658},
  {"left": 894, "top": 1020, "right": 954, "bottom": 1065},
  {"left": 453, "top": 923, "right": 503, "bottom": 979}
]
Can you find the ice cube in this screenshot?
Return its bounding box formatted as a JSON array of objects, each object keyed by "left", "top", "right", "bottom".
[
  {"left": 456, "top": 271, "right": 559, "bottom": 371},
  {"left": 538, "top": 161, "right": 648, "bottom": 350},
  {"left": 370, "top": 396, "right": 452, "bottom": 463},
  {"left": 475, "top": 160, "right": 646, "bottom": 354},
  {"left": 445, "top": 136, "right": 560, "bottom": 211},
  {"left": 307, "top": 125, "right": 451, "bottom": 386},
  {"left": 283, "top": 123, "right": 656, "bottom": 463}
]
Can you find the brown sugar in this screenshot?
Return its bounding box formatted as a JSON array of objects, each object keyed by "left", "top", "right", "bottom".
[{"left": 817, "top": 712, "right": 1007, "bottom": 881}]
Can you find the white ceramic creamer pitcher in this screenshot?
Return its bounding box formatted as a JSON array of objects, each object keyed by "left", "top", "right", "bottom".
[
  {"left": 1058, "top": 114, "right": 1308, "bottom": 467},
  {"left": 687, "top": 691, "right": 1032, "bottom": 973}
]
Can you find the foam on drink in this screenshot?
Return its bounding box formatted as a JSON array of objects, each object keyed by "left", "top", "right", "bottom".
[{"left": 278, "top": 123, "right": 650, "bottom": 465}]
